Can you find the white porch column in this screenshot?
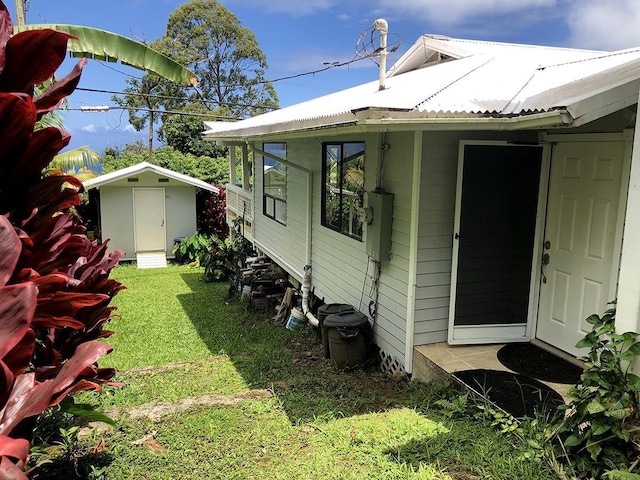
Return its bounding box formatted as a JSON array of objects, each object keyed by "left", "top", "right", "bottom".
[
  {"left": 404, "top": 130, "right": 423, "bottom": 374},
  {"left": 229, "top": 145, "right": 237, "bottom": 186},
  {"left": 241, "top": 143, "right": 251, "bottom": 191},
  {"left": 617, "top": 102, "right": 640, "bottom": 363}
]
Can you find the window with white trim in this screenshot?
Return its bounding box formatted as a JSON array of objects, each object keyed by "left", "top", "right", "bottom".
[{"left": 262, "top": 143, "right": 286, "bottom": 225}]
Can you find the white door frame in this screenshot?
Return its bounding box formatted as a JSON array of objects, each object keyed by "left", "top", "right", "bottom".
[
  {"left": 448, "top": 140, "right": 551, "bottom": 344},
  {"left": 133, "top": 187, "right": 167, "bottom": 253}
]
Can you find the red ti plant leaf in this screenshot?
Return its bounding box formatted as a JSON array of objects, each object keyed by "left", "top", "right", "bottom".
[
  {"left": 0, "top": 342, "right": 112, "bottom": 436},
  {"left": 34, "top": 58, "right": 86, "bottom": 117},
  {"left": 0, "top": 283, "right": 37, "bottom": 407},
  {"left": 0, "top": 435, "right": 29, "bottom": 480},
  {"left": 0, "top": 93, "right": 36, "bottom": 170},
  {"left": 0, "top": 215, "right": 20, "bottom": 286},
  {"left": 0, "top": 285, "right": 36, "bottom": 360},
  {"left": 0, "top": 29, "right": 74, "bottom": 94},
  {"left": 0, "top": 2, "right": 12, "bottom": 72},
  {"left": 33, "top": 292, "right": 108, "bottom": 329},
  {"left": 14, "top": 127, "right": 71, "bottom": 180}
]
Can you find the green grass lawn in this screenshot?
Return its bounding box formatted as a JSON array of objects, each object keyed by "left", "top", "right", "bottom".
[{"left": 45, "top": 264, "right": 558, "bottom": 480}]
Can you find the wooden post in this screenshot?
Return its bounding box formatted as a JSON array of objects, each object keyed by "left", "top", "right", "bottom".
[
  {"left": 241, "top": 143, "right": 250, "bottom": 191},
  {"left": 229, "top": 145, "right": 237, "bottom": 186},
  {"left": 14, "top": 0, "right": 26, "bottom": 26}
]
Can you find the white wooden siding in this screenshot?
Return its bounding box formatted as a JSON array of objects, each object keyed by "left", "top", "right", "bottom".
[
  {"left": 413, "top": 131, "right": 541, "bottom": 346},
  {"left": 251, "top": 133, "right": 413, "bottom": 366},
  {"left": 413, "top": 132, "right": 458, "bottom": 345},
  {"left": 101, "top": 186, "right": 135, "bottom": 259},
  {"left": 373, "top": 132, "right": 415, "bottom": 364},
  {"left": 254, "top": 147, "right": 308, "bottom": 280}
]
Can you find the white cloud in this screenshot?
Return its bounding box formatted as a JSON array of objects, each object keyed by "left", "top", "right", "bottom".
[
  {"left": 124, "top": 124, "right": 137, "bottom": 132},
  {"left": 338, "top": 13, "right": 350, "bottom": 21},
  {"left": 81, "top": 124, "right": 98, "bottom": 133},
  {"left": 373, "top": 0, "right": 557, "bottom": 26},
  {"left": 565, "top": 0, "right": 640, "bottom": 50}
]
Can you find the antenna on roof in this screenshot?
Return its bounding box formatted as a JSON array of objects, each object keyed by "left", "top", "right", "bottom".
[
  {"left": 374, "top": 19, "right": 388, "bottom": 90},
  {"left": 355, "top": 19, "right": 401, "bottom": 91}
]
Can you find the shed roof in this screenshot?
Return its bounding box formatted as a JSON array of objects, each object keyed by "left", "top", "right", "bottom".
[
  {"left": 203, "top": 35, "right": 640, "bottom": 140},
  {"left": 83, "top": 162, "right": 220, "bottom": 193}
]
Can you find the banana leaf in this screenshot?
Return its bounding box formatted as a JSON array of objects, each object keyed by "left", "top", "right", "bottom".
[{"left": 14, "top": 24, "right": 197, "bottom": 86}]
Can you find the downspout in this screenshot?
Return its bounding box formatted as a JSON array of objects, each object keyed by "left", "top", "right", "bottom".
[
  {"left": 302, "top": 169, "right": 316, "bottom": 327},
  {"left": 246, "top": 142, "right": 319, "bottom": 327},
  {"left": 404, "top": 131, "right": 423, "bottom": 374}
]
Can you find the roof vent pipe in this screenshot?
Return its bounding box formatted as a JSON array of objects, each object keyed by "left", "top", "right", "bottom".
[{"left": 374, "top": 19, "right": 388, "bottom": 91}]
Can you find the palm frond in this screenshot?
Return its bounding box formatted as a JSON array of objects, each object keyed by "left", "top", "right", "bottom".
[{"left": 49, "top": 146, "right": 101, "bottom": 172}]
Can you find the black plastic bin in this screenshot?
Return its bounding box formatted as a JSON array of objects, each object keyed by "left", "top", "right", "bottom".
[
  {"left": 173, "top": 236, "right": 186, "bottom": 262},
  {"left": 317, "top": 303, "right": 354, "bottom": 358},
  {"left": 324, "top": 311, "right": 371, "bottom": 370}
]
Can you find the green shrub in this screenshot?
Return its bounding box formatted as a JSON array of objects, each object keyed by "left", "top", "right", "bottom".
[
  {"left": 551, "top": 302, "right": 640, "bottom": 478},
  {"left": 173, "top": 232, "right": 213, "bottom": 264}
]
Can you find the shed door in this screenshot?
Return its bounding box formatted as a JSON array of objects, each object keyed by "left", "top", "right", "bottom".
[
  {"left": 537, "top": 141, "right": 625, "bottom": 356},
  {"left": 133, "top": 188, "right": 166, "bottom": 253},
  {"left": 449, "top": 144, "right": 544, "bottom": 344}
]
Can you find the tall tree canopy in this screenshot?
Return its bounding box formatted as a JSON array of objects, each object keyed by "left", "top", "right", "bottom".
[{"left": 114, "top": 0, "right": 278, "bottom": 155}]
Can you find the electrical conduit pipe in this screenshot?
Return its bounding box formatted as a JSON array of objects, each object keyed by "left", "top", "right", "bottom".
[{"left": 301, "top": 264, "right": 319, "bottom": 327}]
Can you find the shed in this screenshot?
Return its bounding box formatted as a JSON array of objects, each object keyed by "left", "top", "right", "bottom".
[{"left": 83, "top": 162, "right": 219, "bottom": 268}]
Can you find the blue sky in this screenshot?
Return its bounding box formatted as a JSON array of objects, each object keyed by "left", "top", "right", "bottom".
[{"left": 7, "top": 0, "right": 640, "bottom": 153}]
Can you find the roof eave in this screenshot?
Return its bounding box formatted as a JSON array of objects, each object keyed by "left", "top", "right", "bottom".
[
  {"left": 83, "top": 162, "right": 219, "bottom": 192},
  {"left": 203, "top": 108, "right": 574, "bottom": 143},
  {"left": 354, "top": 109, "right": 574, "bottom": 130},
  {"left": 203, "top": 112, "right": 360, "bottom": 142}
]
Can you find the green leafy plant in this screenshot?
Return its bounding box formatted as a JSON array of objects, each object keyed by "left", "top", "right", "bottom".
[
  {"left": 201, "top": 220, "right": 253, "bottom": 283},
  {"left": 173, "top": 232, "right": 213, "bottom": 264},
  {"left": 551, "top": 302, "right": 640, "bottom": 477}
]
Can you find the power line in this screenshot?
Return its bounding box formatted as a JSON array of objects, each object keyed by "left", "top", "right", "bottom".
[
  {"left": 63, "top": 105, "right": 241, "bottom": 121},
  {"left": 75, "top": 86, "right": 276, "bottom": 111}
]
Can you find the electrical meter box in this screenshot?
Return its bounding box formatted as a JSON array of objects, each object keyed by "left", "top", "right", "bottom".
[{"left": 366, "top": 191, "right": 394, "bottom": 262}]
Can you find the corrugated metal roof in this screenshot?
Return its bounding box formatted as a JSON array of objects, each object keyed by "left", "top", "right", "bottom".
[{"left": 203, "top": 35, "right": 640, "bottom": 139}]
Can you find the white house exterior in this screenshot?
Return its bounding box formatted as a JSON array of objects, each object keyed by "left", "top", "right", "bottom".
[
  {"left": 203, "top": 35, "right": 640, "bottom": 374},
  {"left": 83, "top": 162, "right": 219, "bottom": 267}
]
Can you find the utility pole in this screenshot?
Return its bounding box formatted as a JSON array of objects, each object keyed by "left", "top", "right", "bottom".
[{"left": 14, "top": 0, "right": 26, "bottom": 26}]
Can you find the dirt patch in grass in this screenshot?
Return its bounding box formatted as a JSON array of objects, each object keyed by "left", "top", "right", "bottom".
[
  {"left": 79, "top": 389, "right": 274, "bottom": 440},
  {"left": 124, "top": 356, "right": 226, "bottom": 376},
  {"left": 126, "top": 389, "right": 273, "bottom": 421}
]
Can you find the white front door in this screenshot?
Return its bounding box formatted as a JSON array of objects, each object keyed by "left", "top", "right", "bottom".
[
  {"left": 537, "top": 141, "right": 625, "bottom": 356},
  {"left": 133, "top": 188, "right": 166, "bottom": 253}
]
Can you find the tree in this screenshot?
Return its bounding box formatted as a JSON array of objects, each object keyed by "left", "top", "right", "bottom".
[
  {"left": 163, "top": 109, "right": 227, "bottom": 158},
  {"left": 114, "top": 0, "right": 278, "bottom": 151},
  {"left": 101, "top": 145, "right": 231, "bottom": 185}
]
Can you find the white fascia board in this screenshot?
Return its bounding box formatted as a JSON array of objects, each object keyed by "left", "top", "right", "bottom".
[
  {"left": 83, "top": 162, "right": 219, "bottom": 193},
  {"left": 566, "top": 80, "right": 640, "bottom": 127}
]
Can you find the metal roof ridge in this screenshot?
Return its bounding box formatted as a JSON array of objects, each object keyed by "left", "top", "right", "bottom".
[
  {"left": 432, "top": 35, "right": 606, "bottom": 54},
  {"left": 413, "top": 55, "right": 495, "bottom": 110},
  {"left": 537, "top": 47, "right": 640, "bottom": 70}
]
